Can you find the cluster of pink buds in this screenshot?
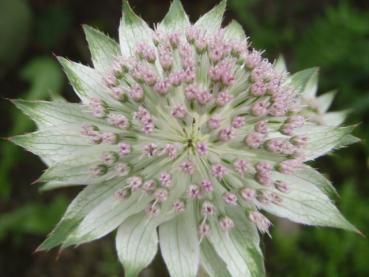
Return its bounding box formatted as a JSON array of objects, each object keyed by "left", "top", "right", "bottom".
[{"left": 78, "top": 20, "right": 313, "bottom": 239}]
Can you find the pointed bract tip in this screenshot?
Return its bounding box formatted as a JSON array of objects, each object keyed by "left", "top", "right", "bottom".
[
  {"left": 0, "top": 136, "right": 12, "bottom": 141},
  {"left": 356, "top": 229, "right": 366, "bottom": 238},
  {"left": 3, "top": 97, "right": 16, "bottom": 103},
  {"left": 31, "top": 178, "right": 41, "bottom": 185},
  {"left": 34, "top": 244, "right": 44, "bottom": 254},
  {"left": 122, "top": 0, "right": 133, "bottom": 12}
]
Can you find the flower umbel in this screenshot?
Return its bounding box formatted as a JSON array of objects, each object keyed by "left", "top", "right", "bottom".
[{"left": 11, "top": 1, "right": 359, "bottom": 276}]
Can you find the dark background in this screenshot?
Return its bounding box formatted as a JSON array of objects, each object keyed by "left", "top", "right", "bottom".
[{"left": 1, "top": 0, "right": 369, "bottom": 276}]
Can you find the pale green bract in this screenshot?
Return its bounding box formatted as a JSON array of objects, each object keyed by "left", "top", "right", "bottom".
[{"left": 11, "top": 1, "right": 359, "bottom": 276}]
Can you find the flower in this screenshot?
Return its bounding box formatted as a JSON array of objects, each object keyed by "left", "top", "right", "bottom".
[{"left": 10, "top": 1, "right": 359, "bottom": 276}]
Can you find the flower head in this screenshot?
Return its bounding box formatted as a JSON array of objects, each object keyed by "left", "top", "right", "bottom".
[{"left": 11, "top": 1, "right": 359, "bottom": 276}]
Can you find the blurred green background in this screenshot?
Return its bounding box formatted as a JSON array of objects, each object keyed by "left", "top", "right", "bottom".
[{"left": 0, "top": 0, "right": 368, "bottom": 276}]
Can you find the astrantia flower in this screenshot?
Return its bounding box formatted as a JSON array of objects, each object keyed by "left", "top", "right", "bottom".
[{"left": 11, "top": 1, "right": 360, "bottom": 276}]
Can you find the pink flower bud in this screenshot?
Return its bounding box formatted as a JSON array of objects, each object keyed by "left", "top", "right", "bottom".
[
  {"left": 200, "top": 179, "right": 214, "bottom": 193},
  {"left": 232, "top": 116, "right": 245, "bottom": 128},
  {"left": 223, "top": 192, "right": 238, "bottom": 205},
  {"left": 211, "top": 163, "right": 227, "bottom": 179},
  {"left": 219, "top": 216, "right": 235, "bottom": 231}
]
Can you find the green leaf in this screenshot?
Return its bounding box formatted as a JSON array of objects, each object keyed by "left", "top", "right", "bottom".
[
  {"left": 227, "top": 207, "right": 265, "bottom": 277},
  {"left": 323, "top": 111, "right": 349, "bottom": 126},
  {"left": 119, "top": 1, "right": 154, "bottom": 58},
  {"left": 201, "top": 239, "right": 232, "bottom": 277},
  {"left": 12, "top": 100, "right": 108, "bottom": 130},
  {"left": 224, "top": 20, "right": 246, "bottom": 40},
  {"left": 261, "top": 171, "right": 358, "bottom": 232},
  {"left": 207, "top": 218, "right": 252, "bottom": 277},
  {"left": 83, "top": 25, "right": 121, "bottom": 74},
  {"left": 63, "top": 192, "right": 149, "bottom": 247},
  {"left": 293, "top": 165, "right": 338, "bottom": 197},
  {"left": 9, "top": 127, "right": 91, "bottom": 166},
  {"left": 116, "top": 213, "right": 159, "bottom": 277},
  {"left": 290, "top": 67, "right": 319, "bottom": 97},
  {"left": 295, "top": 125, "right": 355, "bottom": 160},
  {"left": 274, "top": 55, "right": 287, "bottom": 73},
  {"left": 37, "top": 178, "right": 124, "bottom": 251},
  {"left": 38, "top": 152, "right": 106, "bottom": 187},
  {"left": 159, "top": 201, "right": 199, "bottom": 277},
  {"left": 317, "top": 90, "right": 337, "bottom": 113},
  {"left": 336, "top": 134, "right": 360, "bottom": 147},
  {"left": 160, "top": 0, "right": 190, "bottom": 31},
  {"left": 58, "top": 57, "right": 120, "bottom": 107},
  {"left": 195, "top": 0, "right": 227, "bottom": 33}
]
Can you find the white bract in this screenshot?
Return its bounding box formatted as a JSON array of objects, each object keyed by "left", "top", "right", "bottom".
[{"left": 11, "top": 1, "right": 359, "bottom": 276}]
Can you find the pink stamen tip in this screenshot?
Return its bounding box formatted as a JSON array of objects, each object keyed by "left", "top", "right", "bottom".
[
  {"left": 130, "top": 84, "right": 144, "bottom": 101},
  {"left": 251, "top": 100, "right": 269, "bottom": 117},
  {"left": 111, "top": 87, "right": 125, "bottom": 101},
  {"left": 143, "top": 180, "right": 157, "bottom": 193},
  {"left": 154, "top": 80, "right": 171, "bottom": 95},
  {"left": 101, "top": 132, "right": 118, "bottom": 144},
  {"left": 232, "top": 116, "right": 246, "bottom": 128},
  {"left": 255, "top": 161, "right": 273, "bottom": 174},
  {"left": 136, "top": 43, "right": 156, "bottom": 63},
  {"left": 187, "top": 184, "right": 200, "bottom": 199},
  {"left": 127, "top": 176, "right": 143, "bottom": 191},
  {"left": 208, "top": 116, "right": 221, "bottom": 130},
  {"left": 115, "top": 163, "right": 130, "bottom": 177},
  {"left": 200, "top": 179, "right": 214, "bottom": 193},
  {"left": 211, "top": 163, "right": 227, "bottom": 179},
  {"left": 101, "top": 152, "right": 118, "bottom": 166},
  {"left": 114, "top": 189, "right": 128, "bottom": 200},
  {"left": 219, "top": 216, "right": 235, "bottom": 231},
  {"left": 244, "top": 132, "right": 265, "bottom": 149},
  {"left": 240, "top": 187, "right": 256, "bottom": 201},
  {"left": 198, "top": 223, "right": 211, "bottom": 237},
  {"left": 233, "top": 159, "right": 250, "bottom": 175},
  {"left": 250, "top": 81, "right": 267, "bottom": 97},
  {"left": 163, "top": 144, "right": 178, "bottom": 158},
  {"left": 222, "top": 192, "right": 238, "bottom": 205},
  {"left": 89, "top": 98, "right": 106, "bottom": 118},
  {"left": 172, "top": 200, "right": 186, "bottom": 213},
  {"left": 143, "top": 143, "right": 158, "bottom": 157},
  {"left": 169, "top": 72, "right": 184, "bottom": 87},
  {"left": 118, "top": 143, "right": 132, "bottom": 157},
  {"left": 180, "top": 160, "right": 195, "bottom": 175},
  {"left": 216, "top": 91, "right": 233, "bottom": 107},
  {"left": 278, "top": 159, "right": 302, "bottom": 174},
  {"left": 219, "top": 127, "right": 235, "bottom": 142},
  {"left": 255, "top": 172, "right": 272, "bottom": 186},
  {"left": 159, "top": 172, "right": 172, "bottom": 187},
  {"left": 154, "top": 188, "right": 169, "bottom": 203},
  {"left": 255, "top": 120, "right": 268, "bottom": 134},
  {"left": 201, "top": 201, "right": 216, "bottom": 216},
  {"left": 249, "top": 211, "right": 271, "bottom": 234},
  {"left": 91, "top": 164, "right": 107, "bottom": 176},
  {"left": 142, "top": 122, "right": 155, "bottom": 134},
  {"left": 196, "top": 142, "right": 208, "bottom": 156},
  {"left": 171, "top": 105, "right": 187, "bottom": 119},
  {"left": 196, "top": 90, "right": 213, "bottom": 105},
  {"left": 145, "top": 204, "right": 160, "bottom": 217},
  {"left": 184, "top": 84, "right": 199, "bottom": 100},
  {"left": 107, "top": 113, "right": 129, "bottom": 129}
]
